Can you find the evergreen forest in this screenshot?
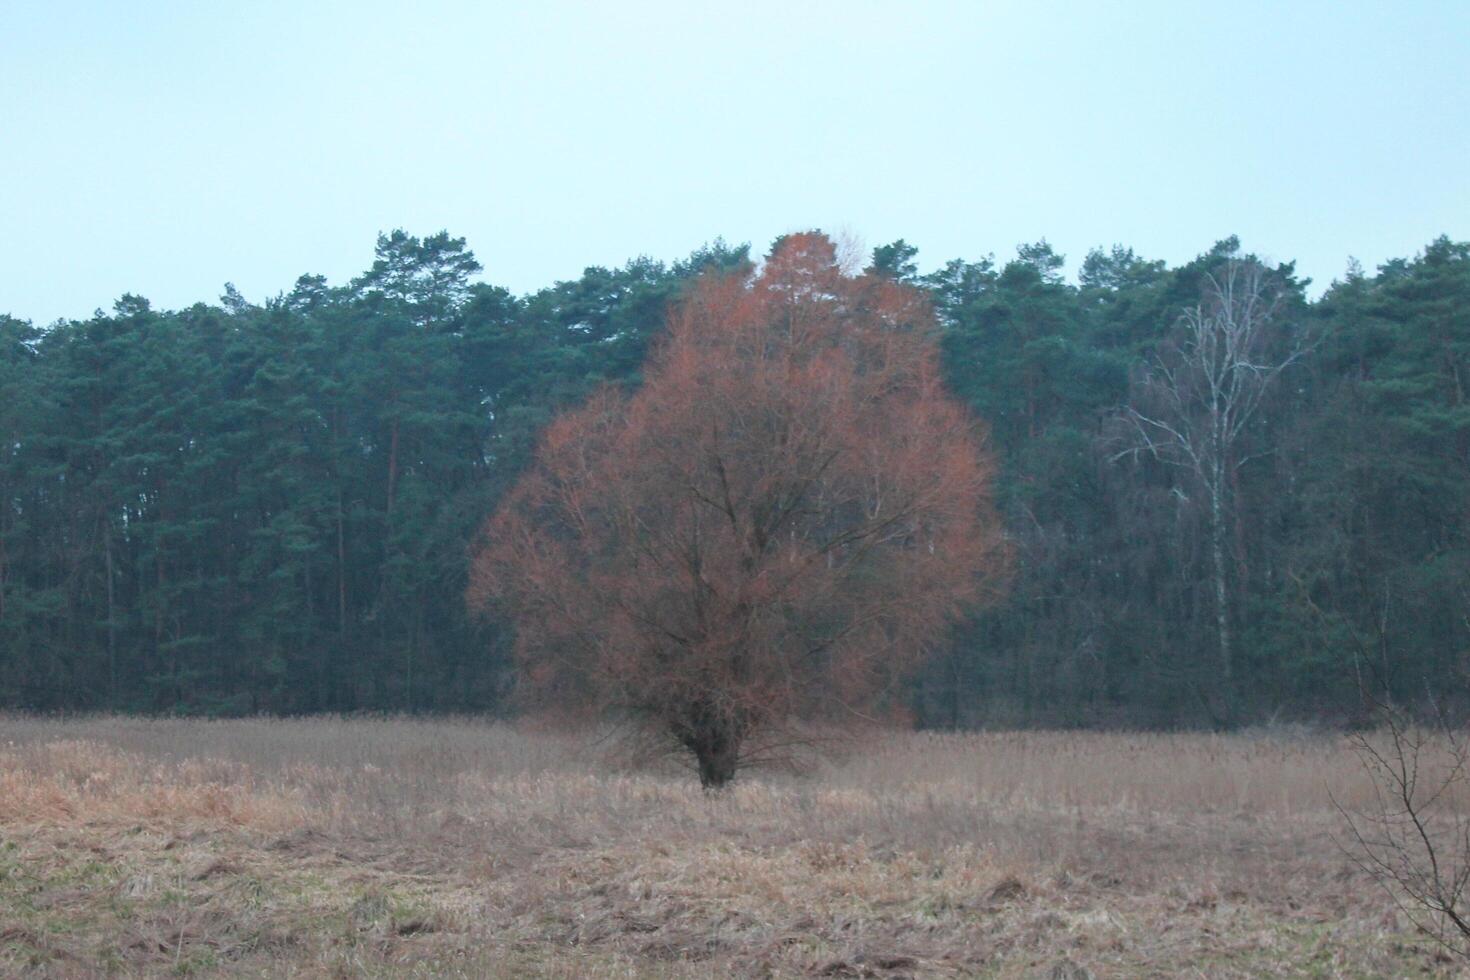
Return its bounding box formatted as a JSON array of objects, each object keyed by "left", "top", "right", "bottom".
[{"left": 1, "top": 230, "right": 1466, "bottom": 728}]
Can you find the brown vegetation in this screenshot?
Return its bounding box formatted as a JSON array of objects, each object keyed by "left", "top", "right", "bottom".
[
  {"left": 468, "top": 233, "right": 1006, "bottom": 787},
  {"left": 0, "top": 715, "right": 1459, "bottom": 977}
]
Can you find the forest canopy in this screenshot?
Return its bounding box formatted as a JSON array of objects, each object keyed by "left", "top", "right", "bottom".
[{"left": 0, "top": 230, "right": 1466, "bottom": 728}]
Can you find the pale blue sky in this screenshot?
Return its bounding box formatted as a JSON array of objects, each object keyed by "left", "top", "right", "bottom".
[{"left": 3, "top": 1, "right": 1466, "bottom": 324}]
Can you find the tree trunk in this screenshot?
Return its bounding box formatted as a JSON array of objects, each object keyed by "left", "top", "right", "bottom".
[
  {"left": 949, "top": 653, "right": 962, "bottom": 730},
  {"left": 1209, "top": 474, "right": 1233, "bottom": 708},
  {"left": 676, "top": 712, "right": 743, "bottom": 790},
  {"left": 694, "top": 736, "right": 740, "bottom": 790},
  {"left": 0, "top": 516, "right": 7, "bottom": 623},
  {"left": 157, "top": 550, "right": 173, "bottom": 707},
  {"left": 386, "top": 415, "right": 400, "bottom": 516},
  {"left": 336, "top": 487, "right": 347, "bottom": 636},
  {"left": 104, "top": 530, "right": 116, "bottom": 705}
]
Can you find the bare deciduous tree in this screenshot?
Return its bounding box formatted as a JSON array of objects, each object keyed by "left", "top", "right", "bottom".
[
  {"left": 468, "top": 233, "right": 1007, "bottom": 788},
  {"left": 1338, "top": 694, "right": 1470, "bottom": 961},
  {"left": 1113, "top": 259, "right": 1308, "bottom": 716}
]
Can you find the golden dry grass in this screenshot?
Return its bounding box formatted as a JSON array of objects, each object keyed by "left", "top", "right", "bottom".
[{"left": 0, "top": 715, "right": 1461, "bottom": 978}]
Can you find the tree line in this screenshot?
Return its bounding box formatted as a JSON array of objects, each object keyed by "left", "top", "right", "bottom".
[{"left": 0, "top": 230, "right": 1465, "bottom": 727}]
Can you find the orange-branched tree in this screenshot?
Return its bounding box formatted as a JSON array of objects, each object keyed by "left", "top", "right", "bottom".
[{"left": 468, "top": 233, "right": 1007, "bottom": 788}]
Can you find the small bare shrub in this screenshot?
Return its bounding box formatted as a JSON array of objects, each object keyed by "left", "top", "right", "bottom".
[{"left": 1338, "top": 698, "right": 1470, "bottom": 961}]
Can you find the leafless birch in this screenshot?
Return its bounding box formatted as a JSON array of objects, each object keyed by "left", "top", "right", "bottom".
[{"left": 1114, "top": 259, "right": 1309, "bottom": 713}]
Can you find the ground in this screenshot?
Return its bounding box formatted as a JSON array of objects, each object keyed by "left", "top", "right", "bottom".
[{"left": 0, "top": 716, "right": 1461, "bottom": 978}]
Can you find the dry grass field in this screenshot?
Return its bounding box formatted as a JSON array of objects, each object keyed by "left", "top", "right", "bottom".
[{"left": 0, "top": 715, "right": 1461, "bottom": 978}]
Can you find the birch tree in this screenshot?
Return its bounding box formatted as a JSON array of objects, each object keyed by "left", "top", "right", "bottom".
[{"left": 1115, "top": 259, "right": 1308, "bottom": 715}]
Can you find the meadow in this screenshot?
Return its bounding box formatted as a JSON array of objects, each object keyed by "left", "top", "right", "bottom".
[{"left": 0, "top": 715, "right": 1458, "bottom": 978}]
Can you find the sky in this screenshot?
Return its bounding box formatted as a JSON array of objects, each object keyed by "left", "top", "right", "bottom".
[{"left": 2, "top": 0, "right": 1467, "bottom": 324}]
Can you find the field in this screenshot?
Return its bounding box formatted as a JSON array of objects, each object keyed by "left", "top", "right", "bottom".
[{"left": 0, "top": 716, "right": 1459, "bottom": 978}]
